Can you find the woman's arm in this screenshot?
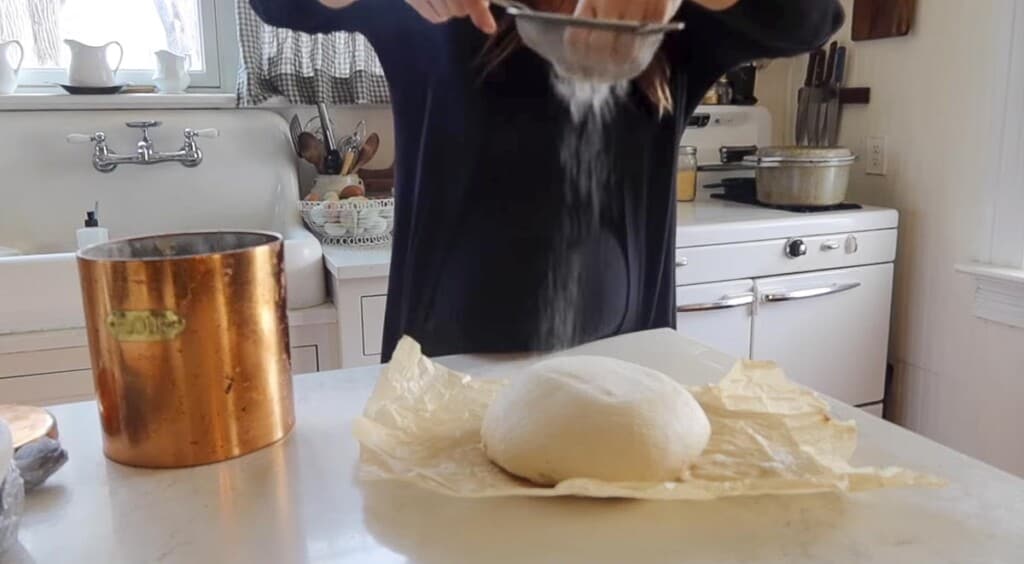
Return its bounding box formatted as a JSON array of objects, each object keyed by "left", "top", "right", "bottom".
[
  {"left": 673, "top": 0, "right": 843, "bottom": 111},
  {"left": 252, "top": 0, "right": 499, "bottom": 35},
  {"left": 249, "top": 0, "right": 382, "bottom": 34},
  {"left": 682, "top": 0, "right": 844, "bottom": 63}
]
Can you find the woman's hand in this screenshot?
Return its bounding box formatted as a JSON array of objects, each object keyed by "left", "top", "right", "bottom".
[{"left": 405, "top": 0, "right": 498, "bottom": 33}]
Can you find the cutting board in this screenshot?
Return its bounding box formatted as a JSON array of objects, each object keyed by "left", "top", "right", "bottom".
[{"left": 852, "top": 0, "right": 916, "bottom": 41}]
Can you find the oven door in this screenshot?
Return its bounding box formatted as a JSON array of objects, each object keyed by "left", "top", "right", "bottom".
[
  {"left": 676, "top": 279, "right": 754, "bottom": 359},
  {"left": 752, "top": 264, "right": 893, "bottom": 406}
]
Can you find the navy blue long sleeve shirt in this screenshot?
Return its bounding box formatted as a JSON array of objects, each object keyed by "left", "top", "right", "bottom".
[{"left": 251, "top": 0, "right": 843, "bottom": 361}]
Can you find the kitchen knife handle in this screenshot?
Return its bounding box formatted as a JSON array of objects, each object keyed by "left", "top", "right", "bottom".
[
  {"left": 803, "top": 50, "right": 818, "bottom": 87},
  {"left": 812, "top": 48, "right": 827, "bottom": 86},
  {"left": 834, "top": 46, "right": 848, "bottom": 86},
  {"left": 823, "top": 41, "right": 839, "bottom": 85}
]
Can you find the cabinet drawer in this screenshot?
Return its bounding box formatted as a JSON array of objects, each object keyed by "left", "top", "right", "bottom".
[
  {"left": 751, "top": 264, "right": 892, "bottom": 406},
  {"left": 361, "top": 295, "right": 387, "bottom": 357},
  {"left": 0, "top": 347, "right": 91, "bottom": 379},
  {"left": 291, "top": 345, "right": 319, "bottom": 375},
  {"left": 676, "top": 280, "right": 753, "bottom": 359},
  {"left": 0, "top": 370, "right": 94, "bottom": 406},
  {"left": 676, "top": 229, "right": 897, "bottom": 285}
]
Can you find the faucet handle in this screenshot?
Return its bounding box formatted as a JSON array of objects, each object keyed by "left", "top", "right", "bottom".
[
  {"left": 67, "top": 132, "right": 106, "bottom": 144},
  {"left": 126, "top": 120, "right": 162, "bottom": 129},
  {"left": 185, "top": 128, "right": 219, "bottom": 140}
]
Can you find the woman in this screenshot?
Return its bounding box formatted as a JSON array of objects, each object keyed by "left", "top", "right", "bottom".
[{"left": 252, "top": 0, "right": 843, "bottom": 361}]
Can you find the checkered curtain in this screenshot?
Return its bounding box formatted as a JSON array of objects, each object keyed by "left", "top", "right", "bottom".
[{"left": 236, "top": 0, "right": 390, "bottom": 106}]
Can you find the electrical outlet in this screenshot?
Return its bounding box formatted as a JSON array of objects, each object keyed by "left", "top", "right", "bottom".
[{"left": 866, "top": 136, "right": 887, "bottom": 175}]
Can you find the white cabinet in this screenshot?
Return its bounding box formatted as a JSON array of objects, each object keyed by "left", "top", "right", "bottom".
[
  {"left": 861, "top": 403, "right": 884, "bottom": 418},
  {"left": 333, "top": 276, "right": 389, "bottom": 368},
  {"left": 0, "top": 304, "right": 340, "bottom": 405},
  {"left": 0, "top": 370, "right": 94, "bottom": 406},
  {"left": 291, "top": 345, "right": 320, "bottom": 375},
  {"left": 675, "top": 280, "right": 754, "bottom": 359},
  {"left": 360, "top": 295, "right": 387, "bottom": 357},
  {"left": 0, "top": 345, "right": 94, "bottom": 405},
  {"left": 751, "top": 264, "right": 893, "bottom": 406}
]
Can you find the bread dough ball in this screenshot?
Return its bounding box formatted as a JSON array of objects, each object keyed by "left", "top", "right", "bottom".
[{"left": 481, "top": 356, "right": 711, "bottom": 485}]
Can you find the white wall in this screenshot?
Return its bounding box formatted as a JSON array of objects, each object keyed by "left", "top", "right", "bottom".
[{"left": 758, "top": 0, "right": 1024, "bottom": 476}]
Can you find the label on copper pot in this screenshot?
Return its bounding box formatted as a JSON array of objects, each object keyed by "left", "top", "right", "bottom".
[{"left": 106, "top": 310, "right": 186, "bottom": 342}]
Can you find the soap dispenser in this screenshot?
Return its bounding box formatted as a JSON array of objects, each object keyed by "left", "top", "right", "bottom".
[{"left": 76, "top": 203, "right": 108, "bottom": 250}]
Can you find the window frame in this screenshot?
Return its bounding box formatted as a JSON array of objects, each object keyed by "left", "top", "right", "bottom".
[
  {"left": 15, "top": 0, "right": 238, "bottom": 92},
  {"left": 957, "top": 0, "right": 1024, "bottom": 328}
]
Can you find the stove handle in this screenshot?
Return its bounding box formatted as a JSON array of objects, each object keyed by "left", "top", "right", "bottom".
[
  {"left": 677, "top": 293, "right": 755, "bottom": 313},
  {"left": 761, "top": 282, "right": 861, "bottom": 303}
]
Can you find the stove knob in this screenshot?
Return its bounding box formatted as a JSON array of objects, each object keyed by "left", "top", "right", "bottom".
[
  {"left": 785, "top": 238, "right": 808, "bottom": 259},
  {"left": 845, "top": 235, "right": 859, "bottom": 254}
]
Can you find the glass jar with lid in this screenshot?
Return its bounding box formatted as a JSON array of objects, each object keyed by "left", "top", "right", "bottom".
[{"left": 676, "top": 145, "right": 698, "bottom": 202}]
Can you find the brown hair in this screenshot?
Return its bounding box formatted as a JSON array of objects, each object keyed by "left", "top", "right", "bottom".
[{"left": 479, "top": 0, "right": 674, "bottom": 116}]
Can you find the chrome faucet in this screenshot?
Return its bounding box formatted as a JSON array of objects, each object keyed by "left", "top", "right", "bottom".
[{"left": 67, "top": 121, "right": 219, "bottom": 173}]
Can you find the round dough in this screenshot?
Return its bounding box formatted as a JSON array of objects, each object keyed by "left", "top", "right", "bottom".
[{"left": 481, "top": 356, "right": 711, "bottom": 485}]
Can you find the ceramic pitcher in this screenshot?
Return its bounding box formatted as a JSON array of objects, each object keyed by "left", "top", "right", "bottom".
[
  {"left": 153, "top": 50, "right": 190, "bottom": 93},
  {"left": 65, "top": 39, "right": 123, "bottom": 87},
  {"left": 0, "top": 40, "right": 24, "bottom": 95}
]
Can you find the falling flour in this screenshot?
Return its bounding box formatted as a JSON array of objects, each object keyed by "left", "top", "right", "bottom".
[{"left": 536, "top": 75, "right": 629, "bottom": 350}]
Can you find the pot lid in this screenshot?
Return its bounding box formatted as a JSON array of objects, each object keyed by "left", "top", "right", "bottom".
[{"left": 757, "top": 146, "right": 854, "bottom": 159}]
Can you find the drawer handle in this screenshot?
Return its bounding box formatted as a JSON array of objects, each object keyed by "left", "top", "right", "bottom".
[
  {"left": 677, "top": 293, "right": 754, "bottom": 313},
  {"left": 761, "top": 282, "right": 861, "bottom": 303},
  {"left": 821, "top": 240, "right": 841, "bottom": 251},
  {"left": 676, "top": 257, "right": 689, "bottom": 267}
]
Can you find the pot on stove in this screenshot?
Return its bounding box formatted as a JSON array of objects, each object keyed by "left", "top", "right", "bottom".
[{"left": 743, "top": 146, "right": 856, "bottom": 207}]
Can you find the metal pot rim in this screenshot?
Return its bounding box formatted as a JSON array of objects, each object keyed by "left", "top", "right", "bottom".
[
  {"left": 77, "top": 230, "right": 283, "bottom": 262},
  {"left": 743, "top": 155, "right": 857, "bottom": 168}
]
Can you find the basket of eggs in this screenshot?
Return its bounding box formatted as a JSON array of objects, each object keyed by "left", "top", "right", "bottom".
[{"left": 299, "top": 174, "right": 395, "bottom": 247}]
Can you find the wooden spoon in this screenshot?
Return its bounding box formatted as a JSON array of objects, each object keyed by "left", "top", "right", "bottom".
[
  {"left": 298, "top": 132, "right": 326, "bottom": 173},
  {"left": 352, "top": 132, "right": 381, "bottom": 174}
]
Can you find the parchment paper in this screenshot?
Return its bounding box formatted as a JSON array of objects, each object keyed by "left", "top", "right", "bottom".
[{"left": 353, "top": 338, "right": 943, "bottom": 499}]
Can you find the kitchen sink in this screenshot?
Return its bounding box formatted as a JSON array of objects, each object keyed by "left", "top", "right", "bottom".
[{"left": 0, "top": 109, "right": 326, "bottom": 334}]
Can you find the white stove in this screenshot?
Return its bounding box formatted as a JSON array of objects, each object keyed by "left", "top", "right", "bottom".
[{"left": 674, "top": 107, "right": 898, "bottom": 416}]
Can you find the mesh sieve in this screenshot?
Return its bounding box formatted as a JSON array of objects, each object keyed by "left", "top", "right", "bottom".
[{"left": 493, "top": 1, "right": 685, "bottom": 83}]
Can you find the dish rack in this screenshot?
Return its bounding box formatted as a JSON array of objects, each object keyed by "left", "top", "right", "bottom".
[{"left": 298, "top": 198, "right": 395, "bottom": 247}]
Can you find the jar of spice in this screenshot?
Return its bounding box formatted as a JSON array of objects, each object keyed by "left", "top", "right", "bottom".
[{"left": 676, "top": 145, "right": 698, "bottom": 202}]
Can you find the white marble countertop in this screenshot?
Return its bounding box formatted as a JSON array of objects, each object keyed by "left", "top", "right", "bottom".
[
  {"left": 323, "top": 200, "right": 899, "bottom": 280},
  {"left": 322, "top": 245, "right": 392, "bottom": 280},
  {"left": 10, "top": 329, "right": 1023, "bottom": 564}
]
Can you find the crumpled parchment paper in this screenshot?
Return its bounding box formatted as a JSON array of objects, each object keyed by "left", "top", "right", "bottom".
[{"left": 353, "top": 338, "right": 944, "bottom": 499}]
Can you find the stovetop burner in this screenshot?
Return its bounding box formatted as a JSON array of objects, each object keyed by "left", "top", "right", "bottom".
[
  {"left": 706, "top": 178, "right": 863, "bottom": 213},
  {"left": 711, "top": 191, "right": 863, "bottom": 212}
]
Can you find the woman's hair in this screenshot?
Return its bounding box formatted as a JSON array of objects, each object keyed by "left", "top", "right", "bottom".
[{"left": 478, "top": 0, "right": 674, "bottom": 116}]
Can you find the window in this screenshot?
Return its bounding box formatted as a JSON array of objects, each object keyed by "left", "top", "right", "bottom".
[
  {"left": 956, "top": 0, "right": 1024, "bottom": 329},
  {"left": 1, "top": 0, "right": 237, "bottom": 90}
]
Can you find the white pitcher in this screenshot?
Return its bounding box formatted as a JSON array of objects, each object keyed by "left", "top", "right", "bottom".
[
  {"left": 65, "top": 39, "right": 123, "bottom": 87},
  {"left": 0, "top": 40, "right": 24, "bottom": 95},
  {"left": 153, "top": 49, "right": 190, "bottom": 93}
]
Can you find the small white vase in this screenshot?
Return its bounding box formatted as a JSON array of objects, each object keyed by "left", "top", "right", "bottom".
[{"left": 153, "top": 49, "right": 191, "bottom": 94}]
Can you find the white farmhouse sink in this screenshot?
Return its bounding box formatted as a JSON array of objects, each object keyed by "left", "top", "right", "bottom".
[{"left": 0, "top": 109, "right": 325, "bottom": 334}]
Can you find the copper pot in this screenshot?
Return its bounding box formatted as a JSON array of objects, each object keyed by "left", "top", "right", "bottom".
[{"left": 77, "top": 231, "right": 294, "bottom": 468}]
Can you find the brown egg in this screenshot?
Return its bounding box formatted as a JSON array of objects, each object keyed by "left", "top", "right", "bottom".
[
  {"left": 305, "top": 192, "right": 322, "bottom": 202},
  {"left": 340, "top": 184, "right": 366, "bottom": 199}
]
